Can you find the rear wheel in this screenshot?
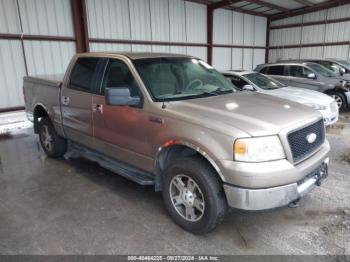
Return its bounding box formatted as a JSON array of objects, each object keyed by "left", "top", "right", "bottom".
[
  {"left": 328, "top": 91, "right": 346, "bottom": 111},
  {"left": 162, "top": 156, "right": 227, "bottom": 234},
  {"left": 38, "top": 117, "right": 67, "bottom": 157}
]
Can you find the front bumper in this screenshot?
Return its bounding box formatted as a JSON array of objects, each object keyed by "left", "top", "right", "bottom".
[
  {"left": 319, "top": 103, "right": 338, "bottom": 126},
  {"left": 223, "top": 158, "right": 329, "bottom": 211},
  {"left": 320, "top": 109, "right": 338, "bottom": 126}
]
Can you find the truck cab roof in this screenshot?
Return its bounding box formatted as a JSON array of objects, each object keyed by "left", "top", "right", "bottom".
[{"left": 77, "top": 52, "right": 195, "bottom": 60}]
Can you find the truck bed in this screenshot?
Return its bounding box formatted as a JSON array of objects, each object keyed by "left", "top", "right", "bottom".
[
  {"left": 23, "top": 74, "right": 64, "bottom": 87},
  {"left": 23, "top": 74, "right": 64, "bottom": 134}
]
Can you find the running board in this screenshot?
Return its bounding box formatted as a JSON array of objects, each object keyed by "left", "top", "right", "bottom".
[{"left": 64, "top": 141, "right": 155, "bottom": 186}]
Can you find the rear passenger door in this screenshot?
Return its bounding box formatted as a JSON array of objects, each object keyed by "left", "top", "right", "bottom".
[
  {"left": 263, "top": 65, "right": 290, "bottom": 85},
  {"left": 61, "top": 57, "right": 101, "bottom": 147},
  {"left": 287, "top": 65, "right": 323, "bottom": 91}
]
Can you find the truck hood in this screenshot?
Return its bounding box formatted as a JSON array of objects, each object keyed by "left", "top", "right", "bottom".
[
  {"left": 264, "top": 86, "right": 334, "bottom": 106},
  {"left": 166, "top": 92, "right": 321, "bottom": 137}
]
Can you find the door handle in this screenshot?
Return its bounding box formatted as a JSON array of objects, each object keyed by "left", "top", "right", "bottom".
[
  {"left": 92, "top": 103, "right": 103, "bottom": 114},
  {"left": 62, "top": 96, "right": 70, "bottom": 105}
]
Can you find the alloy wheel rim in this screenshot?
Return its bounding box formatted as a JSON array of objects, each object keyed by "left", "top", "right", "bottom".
[
  {"left": 41, "top": 125, "right": 53, "bottom": 151},
  {"left": 331, "top": 95, "right": 343, "bottom": 109},
  {"left": 169, "top": 174, "right": 205, "bottom": 222}
]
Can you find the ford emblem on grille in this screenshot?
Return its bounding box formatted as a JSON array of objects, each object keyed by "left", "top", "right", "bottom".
[{"left": 306, "top": 133, "right": 317, "bottom": 144}]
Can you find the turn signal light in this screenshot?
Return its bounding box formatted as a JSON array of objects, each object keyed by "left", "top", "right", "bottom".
[{"left": 234, "top": 140, "right": 247, "bottom": 155}]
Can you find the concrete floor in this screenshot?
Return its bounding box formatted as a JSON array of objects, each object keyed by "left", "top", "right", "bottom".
[{"left": 0, "top": 111, "right": 349, "bottom": 255}]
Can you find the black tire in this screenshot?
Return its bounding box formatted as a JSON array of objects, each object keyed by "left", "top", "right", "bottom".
[
  {"left": 327, "top": 91, "right": 347, "bottom": 111},
  {"left": 162, "top": 156, "right": 227, "bottom": 234},
  {"left": 38, "top": 117, "right": 67, "bottom": 157}
]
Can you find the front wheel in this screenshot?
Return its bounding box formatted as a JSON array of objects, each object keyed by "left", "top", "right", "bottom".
[
  {"left": 38, "top": 117, "right": 67, "bottom": 157},
  {"left": 162, "top": 156, "right": 227, "bottom": 234},
  {"left": 328, "top": 91, "right": 347, "bottom": 111}
]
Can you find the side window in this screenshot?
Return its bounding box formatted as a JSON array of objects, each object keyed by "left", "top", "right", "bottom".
[
  {"left": 259, "top": 67, "right": 268, "bottom": 74},
  {"left": 69, "top": 57, "right": 100, "bottom": 92},
  {"left": 289, "top": 66, "right": 312, "bottom": 78},
  {"left": 266, "top": 66, "right": 285, "bottom": 76},
  {"left": 227, "top": 76, "right": 249, "bottom": 89},
  {"left": 100, "top": 59, "right": 140, "bottom": 96}
]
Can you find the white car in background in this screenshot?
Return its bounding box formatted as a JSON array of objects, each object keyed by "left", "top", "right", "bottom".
[{"left": 223, "top": 71, "right": 339, "bottom": 126}]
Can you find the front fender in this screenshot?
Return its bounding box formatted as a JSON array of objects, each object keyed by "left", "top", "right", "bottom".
[{"left": 155, "top": 139, "right": 225, "bottom": 181}]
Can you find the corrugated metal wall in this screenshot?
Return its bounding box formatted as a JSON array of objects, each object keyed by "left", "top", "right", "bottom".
[
  {"left": 212, "top": 9, "right": 267, "bottom": 70},
  {"left": 0, "top": 40, "right": 26, "bottom": 109},
  {"left": 87, "top": 0, "right": 208, "bottom": 61},
  {"left": 269, "top": 3, "right": 350, "bottom": 62},
  {"left": 1, "top": 0, "right": 267, "bottom": 109},
  {"left": 0, "top": 0, "right": 75, "bottom": 109}
]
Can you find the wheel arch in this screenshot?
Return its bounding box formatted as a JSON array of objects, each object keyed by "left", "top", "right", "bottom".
[
  {"left": 33, "top": 103, "right": 49, "bottom": 133},
  {"left": 154, "top": 140, "right": 224, "bottom": 191},
  {"left": 324, "top": 88, "right": 348, "bottom": 108}
]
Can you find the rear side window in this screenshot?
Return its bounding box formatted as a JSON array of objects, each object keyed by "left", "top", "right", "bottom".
[
  {"left": 288, "top": 66, "right": 312, "bottom": 78},
  {"left": 259, "top": 67, "right": 269, "bottom": 74},
  {"left": 100, "top": 59, "right": 140, "bottom": 96},
  {"left": 69, "top": 57, "right": 100, "bottom": 92},
  {"left": 266, "top": 66, "right": 285, "bottom": 76}
]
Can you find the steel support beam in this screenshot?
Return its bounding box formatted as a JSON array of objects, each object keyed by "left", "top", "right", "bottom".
[
  {"left": 265, "top": 17, "right": 271, "bottom": 63},
  {"left": 0, "top": 33, "right": 75, "bottom": 42},
  {"left": 244, "top": 0, "right": 289, "bottom": 12},
  {"left": 293, "top": 0, "right": 314, "bottom": 7},
  {"left": 90, "top": 38, "right": 208, "bottom": 47},
  {"left": 270, "top": 40, "right": 350, "bottom": 49},
  {"left": 71, "top": 0, "right": 89, "bottom": 53},
  {"left": 207, "top": 1, "right": 238, "bottom": 64},
  {"left": 270, "top": 16, "right": 350, "bottom": 29},
  {"left": 271, "top": 0, "right": 350, "bottom": 21},
  {"left": 207, "top": 6, "right": 214, "bottom": 65},
  {"left": 0, "top": 106, "right": 25, "bottom": 113}
]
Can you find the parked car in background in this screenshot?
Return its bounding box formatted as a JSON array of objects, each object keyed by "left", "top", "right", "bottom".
[
  {"left": 23, "top": 52, "right": 330, "bottom": 234},
  {"left": 278, "top": 58, "right": 350, "bottom": 78},
  {"left": 223, "top": 71, "right": 338, "bottom": 126},
  {"left": 255, "top": 62, "right": 350, "bottom": 111},
  {"left": 331, "top": 58, "right": 350, "bottom": 74}
]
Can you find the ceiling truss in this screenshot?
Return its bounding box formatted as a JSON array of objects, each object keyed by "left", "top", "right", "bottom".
[{"left": 190, "top": 0, "right": 350, "bottom": 20}]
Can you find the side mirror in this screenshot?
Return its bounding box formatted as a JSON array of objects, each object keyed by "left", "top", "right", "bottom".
[
  {"left": 307, "top": 73, "right": 316, "bottom": 79},
  {"left": 242, "top": 85, "right": 255, "bottom": 91},
  {"left": 105, "top": 87, "right": 140, "bottom": 106},
  {"left": 339, "top": 67, "right": 346, "bottom": 75}
]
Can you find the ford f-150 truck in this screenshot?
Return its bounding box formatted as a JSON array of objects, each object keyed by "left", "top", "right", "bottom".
[{"left": 23, "top": 53, "right": 330, "bottom": 234}]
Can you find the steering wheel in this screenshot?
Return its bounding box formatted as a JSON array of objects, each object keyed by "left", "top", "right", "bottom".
[{"left": 185, "top": 79, "right": 203, "bottom": 90}]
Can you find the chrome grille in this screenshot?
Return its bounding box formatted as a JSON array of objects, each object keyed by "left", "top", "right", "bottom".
[{"left": 287, "top": 120, "right": 325, "bottom": 162}]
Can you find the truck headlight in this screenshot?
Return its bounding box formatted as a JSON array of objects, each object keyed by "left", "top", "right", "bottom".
[
  {"left": 305, "top": 103, "right": 326, "bottom": 110},
  {"left": 234, "top": 136, "right": 285, "bottom": 162}
]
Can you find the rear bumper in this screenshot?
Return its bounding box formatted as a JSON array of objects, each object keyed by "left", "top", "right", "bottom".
[{"left": 223, "top": 158, "right": 329, "bottom": 211}]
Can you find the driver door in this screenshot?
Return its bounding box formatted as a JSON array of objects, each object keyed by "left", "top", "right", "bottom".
[{"left": 92, "top": 58, "right": 153, "bottom": 172}]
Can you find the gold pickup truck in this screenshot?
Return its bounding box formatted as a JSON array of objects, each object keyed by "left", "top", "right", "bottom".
[{"left": 23, "top": 52, "right": 329, "bottom": 234}]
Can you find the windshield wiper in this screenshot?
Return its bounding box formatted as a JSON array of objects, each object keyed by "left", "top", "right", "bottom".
[{"left": 200, "top": 88, "right": 234, "bottom": 96}]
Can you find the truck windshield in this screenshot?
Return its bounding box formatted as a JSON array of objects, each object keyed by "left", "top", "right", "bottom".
[
  {"left": 307, "top": 63, "right": 337, "bottom": 78},
  {"left": 133, "top": 57, "right": 236, "bottom": 101},
  {"left": 243, "top": 73, "right": 286, "bottom": 90}
]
